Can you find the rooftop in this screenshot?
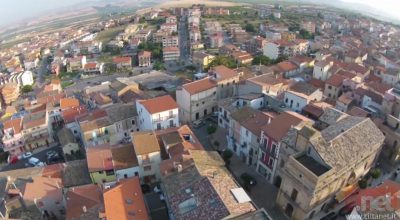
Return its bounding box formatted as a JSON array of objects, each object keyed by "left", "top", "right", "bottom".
[
  {"left": 138, "top": 95, "right": 178, "bottom": 114},
  {"left": 111, "top": 143, "right": 139, "bottom": 170},
  {"left": 295, "top": 154, "right": 330, "bottom": 176},
  {"left": 104, "top": 177, "right": 149, "bottom": 220},
  {"left": 182, "top": 77, "right": 216, "bottom": 95},
  {"left": 86, "top": 145, "right": 114, "bottom": 172},
  {"left": 132, "top": 131, "right": 161, "bottom": 155}
]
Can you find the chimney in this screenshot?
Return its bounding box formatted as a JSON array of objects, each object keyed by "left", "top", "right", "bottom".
[
  {"left": 177, "top": 164, "right": 183, "bottom": 172},
  {"left": 267, "top": 117, "right": 271, "bottom": 124},
  {"left": 82, "top": 206, "right": 87, "bottom": 213}
]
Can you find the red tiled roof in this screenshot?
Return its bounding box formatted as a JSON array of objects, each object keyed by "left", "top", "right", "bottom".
[
  {"left": 138, "top": 95, "right": 178, "bottom": 114},
  {"left": 262, "top": 111, "right": 309, "bottom": 141},
  {"left": 183, "top": 77, "right": 216, "bottom": 95},
  {"left": 3, "top": 118, "right": 23, "bottom": 134},
  {"left": 113, "top": 56, "right": 131, "bottom": 63},
  {"left": 326, "top": 74, "right": 346, "bottom": 87},
  {"left": 210, "top": 65, "right": 238, "bottom": 81},
  {"left": 276, "top": 61, "right": 298, "bottom": 72},
  {"left": 62, "top": 106, "right": 88, "bottom": 124},
  {"left": 84, "top": 63, "right": 97, "bottom": 69}
]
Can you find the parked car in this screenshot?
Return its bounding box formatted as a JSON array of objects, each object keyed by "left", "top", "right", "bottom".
[
  {"left": 22, "top": 152, "right": 33, "bottom": 159},
  {"left": 240, "top": 173, "right": 257, "bottom": 186},
  {"left": 46, "top": 150, "right": 58, "bottom": 158},
  {"left": 192, "top": 119, "right": 204, "bottom": 128},
  {"left": 28, "top": 157, "right": 45, "bottom": 167},
  {"left": 47, "top": 154, "right": 63, "bottom": 164}
]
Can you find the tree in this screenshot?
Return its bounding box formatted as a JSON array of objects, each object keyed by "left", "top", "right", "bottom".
[
  {"left": 252, "top": 55, "right": 272, "bottom": 65},
  {"left": 222, "top": 149, "right": 233, "bottom": 165},
  {"left": 207, "top": 55, "right": 237, "bottom": 70},
  {"left": 21, "top": 85, "right": 33, "bottom": 93},
  {"left": 245, "top": 23, "right": 255, "bottom": 32},
  {"left": 299, "top": 29, "right": 314, "bottom": 39},
  {"left": 207, "top": 125, "right": 217, "bottom": 134},
  {"left": 358, "top": 178, "right": 368, "bottom": 189},
  {"left": 370, "top": 168, "right": 381, "bottom": 179},
  {"left": 153, "top": 61, "right": 165, "bottom": 70}
]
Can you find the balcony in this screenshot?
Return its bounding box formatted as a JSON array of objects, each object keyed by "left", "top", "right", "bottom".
[{"left": 153, "top": 114, "right": 177, "bottom": 123}]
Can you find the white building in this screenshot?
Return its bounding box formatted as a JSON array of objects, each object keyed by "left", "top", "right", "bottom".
[
  {"left": 111, "top": 143, "right": 140, "bottom": 180},
  {"left": 163, "top": 46, "right": 180, "bottom": 62},
  {"left": 283, "top": 82, "right": 323, "bottom": 112},
  {"left": 313, "top": 60, "right": 333, "bottom": 81},
  {"left": 136, "top": 95, "right": 179, "bottom": 131},
  {"left": 8, "top": 71, "right": 34, "bottom": 86}
]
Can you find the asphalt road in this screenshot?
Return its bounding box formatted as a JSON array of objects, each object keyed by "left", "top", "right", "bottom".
[
  {"left": 36, "top": 56, "right": 50, "bottom": 88},
  {"left": 0, "top": 145, "right": 64, "bottom": 172},
  {"left": 178, "top": 16, "right": 190, "bottom": 60}
]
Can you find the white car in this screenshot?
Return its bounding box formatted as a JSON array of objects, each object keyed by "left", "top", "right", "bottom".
[
  {"left": 22, "top": 152, "right": 33, "bottom": 159},
  {"left": 28, "top": 157, "right": 45, "bottom": 167}
]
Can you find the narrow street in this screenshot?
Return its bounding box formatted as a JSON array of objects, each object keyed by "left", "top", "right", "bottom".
[{"left": 178, "top": 16, "right": 190, "bottom": 61}]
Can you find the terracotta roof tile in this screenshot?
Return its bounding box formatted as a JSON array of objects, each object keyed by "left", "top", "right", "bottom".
[
  {"left": 182, "top": 77, "right": 216, "bottom": 95},
  {"left": 60, "top": 98, "right": 80, "bottom": 110},
  {"left": 104, "top": 177, "right": 149, "bottom": 220},
  {"left": 138, "top": 95, "right": 178, "bottom": 114},
  {"left": 86, "top": 145, "right": 113, "bottom": 172}
]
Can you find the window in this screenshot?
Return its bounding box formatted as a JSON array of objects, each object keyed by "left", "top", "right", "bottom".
[
  {"left": 280, "top": 160, "right": 285, "bottom": 168},
  {"left": 169, "top": 110, "right": 173, "bottom": 117},
  {"left": 131, "top": 120, "right": 135, "bottom": 125},
  {"left": 104, "top": 129, "right": 109, "bottom": 135},
  {"left": 144, "top": 165, "right": 152, "bottom": 171},
  {"left": 157, "top": 123, "right": 161, "bottom": 130},
  {"left": 134, "top": 172, "right": 139, "bottom": 176},
  {"left": 285, "top": 98, "right": 288, "bottom": 103},
  {"left": 268, "top": 158, "right": 273, "bottom": 167},
  {"left": 169, "top": 120, "right": 174, "bottom": 127},
  {"left": 246, "top": 130, "right": 249, "bottom": 137},
  {"left": 291, "top": 188, "right": 298, "bottom": 201},
  {"left": 328, "top": 85, "right": 332, "bottom": 89},
  {"left": 124, "top": 174, "right": 128, "bottom": 178},
  {"left": 106, "top": 170, "right": 115, "bottom": 176}
]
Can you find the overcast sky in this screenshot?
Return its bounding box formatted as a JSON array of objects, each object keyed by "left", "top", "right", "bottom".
[
  {"left": 0, "top": 0, "right": 399, "bottom": 27},
  {"left": 342, "top": 0, "right": 400, "bottom": 20},
  {"left": 0, "top": 0, "right": 92, "bottom": 26}
]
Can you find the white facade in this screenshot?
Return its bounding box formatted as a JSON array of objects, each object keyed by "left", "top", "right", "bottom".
[
  {"left": 177, "top": 86, "right": 217, "bottom": 123},
  {"left": 137, "top": 151, "right": 162, "bottom": 182},
  {"left": 263, "top": 42, "right": 279, "bottom": 60},
  {"left": 284, "top": 90, "right": 323, "bottom": 112},
  {"left": 115, "top": 166, "right": 140, "bottom": 181},
  {"left": 136, "top": 102, "right": 179, "bottom": 131},
  {"left": 313, "top": 62, "right": 332, "bottom": 81},
  {"left": 9, "top": 71, "right": 34, "bottom": 86}
]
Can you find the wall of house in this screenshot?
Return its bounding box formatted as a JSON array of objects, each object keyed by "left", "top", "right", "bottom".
[
  {"left": 284, "top": 92, "right": 308, "bottom": 112},
  {"left": 324, "top": 84, "right": 340, "bottom": 100},
  {"left": 115, "top": 166, "right": 140, "bottom": 180},
  {"left": 138, "top": 151, "right": 162, "bottom": 183},
  {"left": 189, "top": 87, "right": 217, "bottom": 122},
  {"left": 137, "top": 102, "right": 179, "bottom": 131},
  {"left": 263, "top": 43, "right": 279, "bottom": 60},
  {"left": 313, "top": 65, "right": 330, "bottom": 81}
]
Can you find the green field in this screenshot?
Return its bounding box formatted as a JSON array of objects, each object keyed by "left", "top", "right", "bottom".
[{"left": 95, "top": 25, "right": 126, "bottom": 44}]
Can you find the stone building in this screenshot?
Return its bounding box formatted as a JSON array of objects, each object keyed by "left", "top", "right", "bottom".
[{"left": 276, "top": 116, "right": 384, "bottom": 220}]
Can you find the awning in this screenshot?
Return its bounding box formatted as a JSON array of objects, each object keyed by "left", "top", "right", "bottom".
[{"left": 231, "top": 188, "right": 251, "bottom": 203}]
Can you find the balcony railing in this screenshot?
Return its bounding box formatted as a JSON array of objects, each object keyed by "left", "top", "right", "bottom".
[{"left": 153, "top": 114, "right": 177, "bottom": 123}]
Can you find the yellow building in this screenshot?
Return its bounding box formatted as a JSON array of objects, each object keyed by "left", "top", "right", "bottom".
[{"left": 192, "top": 51, "right": 215, "bottom": 70}]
